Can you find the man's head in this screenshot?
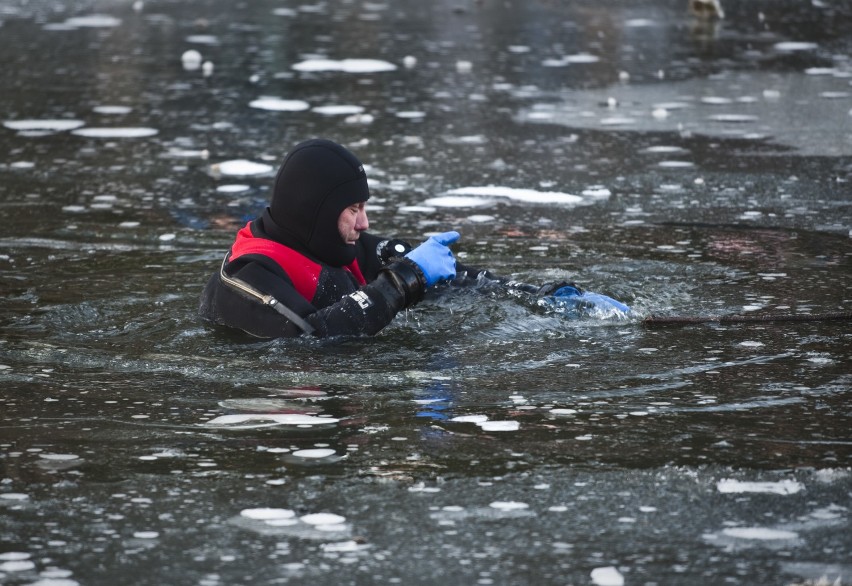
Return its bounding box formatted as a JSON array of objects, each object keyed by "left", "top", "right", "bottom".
[{"left": 267, "top": 138, "right": 370, "bottom": 266}]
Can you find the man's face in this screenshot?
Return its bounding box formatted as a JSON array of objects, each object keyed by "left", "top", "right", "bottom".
[{"left": 337, "top": 201, "right": 369, "bottom": 246}]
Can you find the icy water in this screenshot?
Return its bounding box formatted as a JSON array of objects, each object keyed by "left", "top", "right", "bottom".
[{"left": 1, "top": 0, "right": 851, "bottom": 584}]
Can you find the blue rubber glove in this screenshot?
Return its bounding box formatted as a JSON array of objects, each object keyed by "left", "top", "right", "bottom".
[{"left": 405, "top": 231, "right": 460, "bottom": 287}]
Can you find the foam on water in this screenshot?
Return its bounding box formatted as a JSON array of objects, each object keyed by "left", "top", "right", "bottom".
[
  {"left": 292, "top": 59, "right": 397, "bottom": 73},
  {"left": 249, "top": 97, "right": 310, "bottom": 111},
  {"left": 71, "top": 127, "right": 158, "bottom": 138}
]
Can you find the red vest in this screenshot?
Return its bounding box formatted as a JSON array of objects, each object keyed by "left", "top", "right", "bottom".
[{"left": 228, "top": 223, "right": 366, "bottom": 302}]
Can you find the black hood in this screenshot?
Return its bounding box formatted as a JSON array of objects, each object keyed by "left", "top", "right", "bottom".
[{"left": 265, "top": 138, "right": 370, "bottom": 266}]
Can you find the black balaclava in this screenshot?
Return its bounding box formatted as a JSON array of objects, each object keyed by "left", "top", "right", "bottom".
[{"left": 263, "top": 138, "right": 370, "bottom": 267}]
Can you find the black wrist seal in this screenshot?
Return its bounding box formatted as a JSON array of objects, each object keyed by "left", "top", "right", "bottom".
[{"left": 380, "top": 258, "right": 427, "bottom": 307}]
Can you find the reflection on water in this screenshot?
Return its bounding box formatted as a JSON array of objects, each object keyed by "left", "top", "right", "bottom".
[{"left": 1, "top": 0, "right": 850, "bottom": 584}]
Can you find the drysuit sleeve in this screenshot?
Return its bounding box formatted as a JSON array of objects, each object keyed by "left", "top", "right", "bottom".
[{"left": 199, "top": 258, "right": 428, "bottom": 339}]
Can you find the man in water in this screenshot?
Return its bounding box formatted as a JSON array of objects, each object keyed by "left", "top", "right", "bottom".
[{"left": 199, "top": 138, "right": 461, "bottom": 338}]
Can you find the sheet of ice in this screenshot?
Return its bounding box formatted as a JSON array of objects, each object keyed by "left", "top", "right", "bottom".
[
  {"left": 312, "top": 105, "right": 364, "bottom": 116},
  {"left": 71, "top": 127, "right": 158, "bottom": 138},
  {"left": 64, "top": 14, "right": 121, "bottom": 27},
  {"left": 291, "top": 448, "right": 337, "bottom": 459},
  {"left": 204, "top": 414, "right": 340, "bottom": 428},
  {"left": 423, "top": 196, "right": 495, "bottom": 208},
  {"left": 478, "top": 420, "right": 520, "bottom": 432},
  {"left": 722, "top": 527, "right": 799, "bottom": 540},
  {"left": 489, "top": 501, "right": 529, "bottom": 511},
  {"left": 591, "top": 566, "right": 625, "bottom": 586},
  {"left": 292, "top": 59, "right": 397, "bottom": 73},
  {"left": 216, "top": 184, "right": 251, "bottom": 193},
  {"left": 213, "top": 160, "right": 274, "bottom": 176},
  {"left": 717, "top": 478, "right": 803, "bottom": 495},
  {"left": 773, "top": 42, "right": 819, "bottom": 51},
  {"left": 301, "top": 513, "right": 346, "bottom": 526},
  {"left": 93, "top": 105, "right": 132, "bottom": 115},
  {"left": 186, "top": 34, "right": 219, "bottom": 45},
  {"left": 444, "top": 186, "right": 583, "bottom": 205},
  {"left": 450, "top": 414, "right": 489, "bottom": 423},
  {"left": 0, "top": 559, "right": 37, "bottom": 572},
  {"left": 249, "top": 97, "right": 310, "bottom": 111},
  {"left": 241, "top": 508, "right": 296, "bottom": 520},
  {"left": 4, "top": 119, "right": 85, "bottom": 132}
]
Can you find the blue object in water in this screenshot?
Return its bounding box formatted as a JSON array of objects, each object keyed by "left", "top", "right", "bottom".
[{"left": 549, "top": 285, "right": 631, "bottom": 315}]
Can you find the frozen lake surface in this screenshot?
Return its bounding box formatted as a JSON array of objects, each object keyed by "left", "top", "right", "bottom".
[{"left": 0, "top": 0, "right": 850, "bottom": 584}]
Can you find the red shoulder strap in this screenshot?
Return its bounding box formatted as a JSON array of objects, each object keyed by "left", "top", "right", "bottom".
[{"left": 228, "top": 223, "right": 322, "bottom": 301}]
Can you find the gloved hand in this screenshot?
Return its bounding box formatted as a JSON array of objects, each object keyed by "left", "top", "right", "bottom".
[
  {"left": 537, "top": 281, "right": 583, "bottom": 297},
  {"left": 405, "top": 231, "right": 460, "bottom": 287}
]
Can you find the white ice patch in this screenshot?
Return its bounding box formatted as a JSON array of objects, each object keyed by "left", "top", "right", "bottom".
[
  {"left": 423, "top": 196, "right": 494, "bottom": 208},
  {"left": 292, "top": 58, "right": 397, "bottom": 73},
  {"left": 450, "top": 414, "right": 489, "bottom": 424},
  {"left": 204, "top": 413, "right": 340, "bottom": 428},
  {"left": 64, "top": 14, "right": 121, "bottom": 27},
  {"left": 722, "top": 527, "right": 799, "bottom": 540},
  {"left": 489, "top": 501, "right": 529, "bottom": 511},
  {"left": 291, "top": 448, "right": 337, "bottom": 459},
  {"left": 133, "top": 531, "right": 159, "bottom": 539},
  {"left": 301, "top": 513, "right": 346, "bottom": 526},
  {"left": 249, "top": 97, "right": 310, "bottom": 111},
  {"left": 738, "top": 341, "right": 765, "bottom": 348},
  {"left": 0, "top": 559, "right": 36, "bottom": 572},
  {"left": 590, "top": 566, "right": 625, "bottom": 586},
  {"left": 773, "top": 42, "right": 818, "bottom": 52},
  {"left": 0, "top": 493, "right": 29, "bottom": 500},
  {"left": 716, "top": 478, "right": 804, "bottom": 495},
  {"left": 241, "top": 508, "right": 296, "bottom": 520},
  {"left": 4, "top": 119, "right": 85, "bottom": 132},
  {"left": 93, "top": 105, "right": 132, "bottom": 115},
  {"left": 216, "top": 184, "right": 251, "bottom": 193},
  {"left": 312, "top": 105, "right": 364, "bottom": 116},
  {"left": 213, "top": 160, "right": 274, "bottom": 176},
  {"left": 444, "top": 186, "right": 583, "bottom": 205},
  {"left": 478, "top": 420, "right": 520, "bottom": 432},
  {"left": 71, "top": 127, "right": 158, "bottom": 138}
]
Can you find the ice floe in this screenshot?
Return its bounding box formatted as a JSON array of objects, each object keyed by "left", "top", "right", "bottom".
[
  {"left": 72, "top": 127, "right": 158, "bottom": 138},
  {"left": 721, "top": 527, "right": 799, "bottom": 540},
  {"left": 591, "top": 566, "right": 625, "bottom": 586},
  {"left": 203, "top": 413, "right": 340, "bottom": 429},
  {"left": 717, "top": 478, "right": 804, "bottom": 495},
  {"left": 443, "top": 186, "right": 583, "bottom": 205},
  {"left": 312, "top": 105, "right": 365, "bottom": 116},
  {"left": 249, "top": 97, "right": 310, "bottom": 111},
  {"left": 211, "top": 159, "right": 274, "bottom": 177},
  {"left": 4, "top": 119, "right": 85, "bottom": 132},
  {"left": 93, "top": 105, "right": 132, "bottom": 115},
  {"left": 292, "top": 59, "right": 397, "bottom": 73}
]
